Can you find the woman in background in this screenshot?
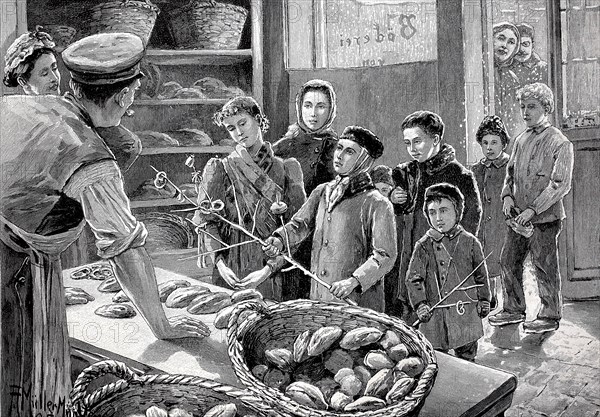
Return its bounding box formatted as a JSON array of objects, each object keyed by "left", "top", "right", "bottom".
[
  {"left": 272, "top": 79, "right": 338, "bottom": 299},
  {"left": 3, "top": 28, "right": 61, "bottom": 95}
]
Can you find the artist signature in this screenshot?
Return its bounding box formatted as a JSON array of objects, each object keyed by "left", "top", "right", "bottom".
[{"left": 7, "top": 384, "right": 68, "bottom": 417}]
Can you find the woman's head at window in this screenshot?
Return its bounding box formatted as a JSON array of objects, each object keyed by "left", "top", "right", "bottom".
[
  {"left": 3, "top": 29, "right": 61, "bottom": 95},
  {"left": 492, "top": 22, "right": 520, "bottom": 66}
]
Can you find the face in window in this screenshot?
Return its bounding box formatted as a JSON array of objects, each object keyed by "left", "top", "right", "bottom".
[
  {"left": 301, "top": 90, "right": 331, "bottom": 131},
  {"left": 520, "top": 98, "right": 548, "bottom": 128},
  {"left": 480, "top": 134, "right": 506, "bottom": 161},
  {"left": 333, "top": 138, "right": 363, "bottom": 175},
  {"left": 427, "top": 197, "right": 458, "bottom": 234},
  {"left": 493, "top": 28, "right": 518, "bottom": 64},
  {"left": 21, "top": 52, "right": 61, "bottom": 95},
  {"left": 223, "top": 110, "right": 262, "bottom": 150},
  {"left": 375, "top": 182, "right": 393, "bottom": 198},
  {"left": 403, "top": 126, "right": 440, "bottom": 163},
  {"left": 515, "top": 36, "right": 534, "bottom": 63}
]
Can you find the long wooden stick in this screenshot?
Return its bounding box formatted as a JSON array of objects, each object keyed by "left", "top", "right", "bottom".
[
  {"left": 179, "top": 240, "right": 257, "bottom": 260},
  {"left": 153, "top": 167, "right": 357, "bottom": 306}
]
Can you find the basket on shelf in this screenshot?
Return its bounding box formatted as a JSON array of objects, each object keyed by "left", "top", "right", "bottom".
[
  {"left": 226, "top": 300, "right": 438, "bottom": 417},
  {"left": 137, "top": 212, "right": 196, "bottom": 252},
  {"left": 170, "top": 1, "right": 248, "bottom": 49},
  {"left": 69, "top": 360, "right": 277, "bottom": 417},
  {"left": 78, "top": 0, "right": 160, "bottom": 46}
]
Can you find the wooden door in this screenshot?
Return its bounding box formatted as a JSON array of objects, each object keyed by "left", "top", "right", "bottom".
[{"left": 550, "top": 0, "right": 600, "bottom": 299}]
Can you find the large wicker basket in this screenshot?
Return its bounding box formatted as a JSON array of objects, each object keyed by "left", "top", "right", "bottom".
[
  {"left": 79, "top": 0, "right": 160, "bottom": 46},
  {"left": 170, "top": 1, "right": 248, "bottom": 49},
  {"left": 70, "top": 360, "right": 278, "bottom": 417},
  {"left": 226, "top": 300, "right": 438, "bottom": 417}
]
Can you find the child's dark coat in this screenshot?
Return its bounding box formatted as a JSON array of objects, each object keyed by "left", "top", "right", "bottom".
[
  {"left": 392, "top": 144, "right": 482, "bottom": 304},
  {"left": 406, "top": 226, "right": 490, "bottom": 350}
]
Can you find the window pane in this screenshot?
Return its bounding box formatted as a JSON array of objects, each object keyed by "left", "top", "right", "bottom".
[
  {"left": 325, "top": 0, "right": 437, "bottom": 68},
  {"left": 562, "top": 0, "right": 600, "bottom": 128}
]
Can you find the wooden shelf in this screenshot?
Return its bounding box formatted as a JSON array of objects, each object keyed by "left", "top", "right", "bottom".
[
  {"left": 133, "top": 98, "right": 229, "bottom": 106},
  {"left": 141, "top": 146, "right": 234, "bottom": 155},
  {"left": 130, "top": 198, "right": 194, "bottom": 209},
  {"left": 146, "top": 49, "right": 252, "bottom": 66}
]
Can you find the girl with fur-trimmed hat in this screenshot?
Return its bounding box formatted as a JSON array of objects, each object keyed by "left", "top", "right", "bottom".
[
  {"left": 471, "top": 115, "right": 511, "bottom": 310},
  {"left": 406, "top": 183, "right": 491, "bottom": 361}
]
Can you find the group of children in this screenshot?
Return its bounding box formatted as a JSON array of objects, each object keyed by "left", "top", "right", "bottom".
[{"left": 197, "top": 80, "right": 573, "bottom": 362}]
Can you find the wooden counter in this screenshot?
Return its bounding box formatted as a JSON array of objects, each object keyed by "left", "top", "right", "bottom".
[{"left": 64, "top": 265, "right": 517, "bottom": 416}]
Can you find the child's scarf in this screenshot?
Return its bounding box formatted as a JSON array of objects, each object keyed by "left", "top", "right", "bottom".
[{"left": 326, "top": 149, "right": 372, "bottom": 212}]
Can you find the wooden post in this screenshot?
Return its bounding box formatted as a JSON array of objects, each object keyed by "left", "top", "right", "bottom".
[
  {"left": 436, "top": 0, "right": 467, "bottom": 163},
  {"left": 262, "top": 0, "right": 290, "bottom": 143}
]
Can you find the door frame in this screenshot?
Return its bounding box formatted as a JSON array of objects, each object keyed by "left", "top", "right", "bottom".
[{"left": 548, "top": 0, "right": 600, "bottom": 299}]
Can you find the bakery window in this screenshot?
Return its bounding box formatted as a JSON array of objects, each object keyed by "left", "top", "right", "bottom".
[{"left": 284, "top": 0, "right": 437, "bottom": 69}]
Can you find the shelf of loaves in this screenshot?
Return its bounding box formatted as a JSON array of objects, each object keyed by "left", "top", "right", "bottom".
[
  {"left": 140, "top": 146, "right": 234, "bottom": 155},
  {"left": 129, "top": 198, "right": 195, "bottom": 209},
  {"left": 145, "top": 49, "right": 253, "bottom": 66},
  {"left": 133, "top": 98, "right": 229, "bottom": 106}
]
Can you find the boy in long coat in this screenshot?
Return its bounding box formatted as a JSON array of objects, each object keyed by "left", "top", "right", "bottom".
[
  {"left": 407, "top": 183, "right": 491, "bottom": 361},
  {"left": 242, "top": 126, "right": 397, "bottom": 311},
  {"left": 391, "top": 111, "right": 482, "bottom": 322}
]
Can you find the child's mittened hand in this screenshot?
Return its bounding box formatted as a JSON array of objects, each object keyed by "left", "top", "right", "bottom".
[
  {"left": 390, "top": 187, "right": 408, "bottom": 204},
  {"left": 477, "top": 300, "right": 491, "bottom": 318},
  {"left": 417, "top": 303, "right": 432, "bottom": 323}
]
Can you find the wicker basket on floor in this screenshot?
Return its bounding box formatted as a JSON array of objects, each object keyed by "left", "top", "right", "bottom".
[
  {"left": 226, "top": 300, "right": 438, "bottom": 417},
  {"left": 170, "top": 1, "right": 248, "bottom": 49},
  {"left": 79, "top": 0, "right": 160, "bottom": 46},
  {"left": 70, "top": 360, "right": 277, "bottom": 417}
]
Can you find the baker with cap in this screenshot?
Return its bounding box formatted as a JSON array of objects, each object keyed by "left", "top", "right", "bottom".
[
  {"left": 241, "top": 126, "right": 397, "bottom": 312},
  {"left": 1, "top": 33, "right": 208, "bottom": 417},
  {"left": 62, "top": 32, "right": 145, "bottom": 171}
]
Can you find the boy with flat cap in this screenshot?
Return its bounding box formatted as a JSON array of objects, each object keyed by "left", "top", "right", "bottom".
[
  {"left": 1, "top": 33, "right": 207, "bottom": 417},
  {"left": 239, "top": 126, "right": 397, "bottom": 312}
]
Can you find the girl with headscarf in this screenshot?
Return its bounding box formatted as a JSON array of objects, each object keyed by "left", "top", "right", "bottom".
[
  {"left": 3, "top": 27, "right": 61, "bottom": 95},
  {"left": 273, "top": 79, "right": 338, "bottom": 195},
  {"left": 492, "top": 22, "right": 524, "bottom": 141},
  {"left": 242, "top": 126, "right": 397, "bottom": 312},
  {"left": 192, "top": 96, "right": 306, "bottom": 301},
  {"left": 272, "top": 79, "right": 338, "bottom": 298}
]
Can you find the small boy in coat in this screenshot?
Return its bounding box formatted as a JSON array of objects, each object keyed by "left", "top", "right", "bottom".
[
  {"left": 489, "top": 83, "right": 573, "bottom": 333},
  {"left": 371, "top": 165, "right": 394, "bottom": 198},
  {"left": 391, "top": 111, "right": 482, "bottom": 322},
  {"left": 242, "top": 126, "right": 397, "bottom": 312},
  {"left": 407, "top": 183, "right": 491, "bottom": 361},
  {"left": 371, "top": 164, "right": 403, "bottom": 316},
  {"left": 471, "top": 115, "right": 511, "bottom": 310}
]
